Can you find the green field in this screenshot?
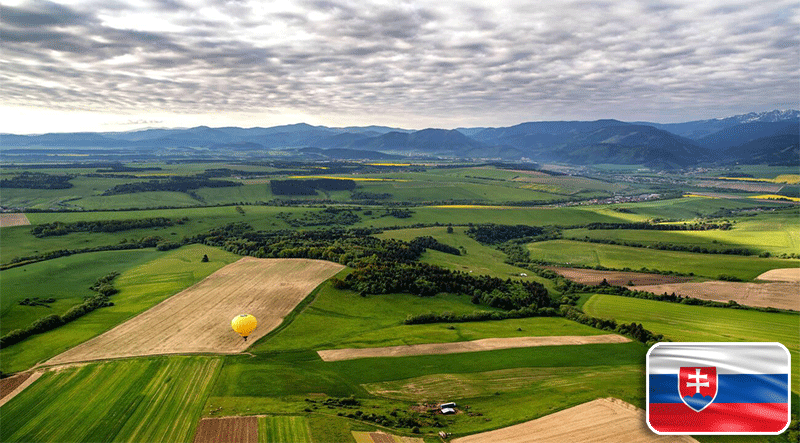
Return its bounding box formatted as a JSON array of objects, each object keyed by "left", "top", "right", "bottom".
[
  {"left": 604, "top": 196, "right": 786, "bottom": 220},
  {"left": 0, "top": 244, "right": 239, "bottom": 373},
  {"left": 0, "top": 356, "right": 220, "bottom": 443},
  {"left": 527, "top": 239, "right": 796, "bottom": 280},
  {"left": 259, "top": 416, "right": 312, "bottom": 443},
  {"left": 1, "top": 249, "right": 163, "bottom": 334},
  {"left": 583, "top": 294, "right": 800, "bottom": 389}
]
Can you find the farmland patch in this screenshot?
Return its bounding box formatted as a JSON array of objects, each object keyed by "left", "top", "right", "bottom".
[
  {"left": 46, "top": 258, "right": 344, "bottom": 365},
  {"left": 0, "top": 371, "right": 41, "bottom": 407},
  {"left": 351, "top": 431, "right": 423, "bottom": 443},
  {"left": 317, "top": 335, "right": 629, "bottom": 362},
  {"left": 0, "top": 213, "right": 30, "bottom": 228},
  {"left": 544, "top": 266, "right": 691, "bottom": 286},
  {"left": 630, "top": 281, "right": 799, "bottom": 311},
  {"left": 192, "top": 416, "right": 257, "bottom": 443},
  {"left": 258, "top": 416, "right": 312, "bottom": 443},
  {"left": 757, "top": 267, "right": 800, "bottom": 282},
  {"left": 451, "top": 398, "right": 697, "bottom": 443}
]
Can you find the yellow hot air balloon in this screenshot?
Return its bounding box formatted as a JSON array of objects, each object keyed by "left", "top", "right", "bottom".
[{"left": 231, "top": 314, "right": 257, "bottom": 341}]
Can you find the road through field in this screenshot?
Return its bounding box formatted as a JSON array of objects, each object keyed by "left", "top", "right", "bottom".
[
  {"left": 318, "top": 335, "right": 630, "bottom": 362},
  {"left": 46, "top": 258, "right": 343, "bottom": 365},
  {"left": 451, "top": 398, "right": 698, "bottom": 443}
]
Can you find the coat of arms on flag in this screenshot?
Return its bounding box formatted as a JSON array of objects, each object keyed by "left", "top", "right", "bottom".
[{"left": 647, "top": 342, "right": 790, "bottom": 435}]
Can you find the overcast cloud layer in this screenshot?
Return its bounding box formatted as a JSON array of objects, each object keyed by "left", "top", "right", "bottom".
[{"left": 1, "top": 0, "right": 798, "bottom": 132}]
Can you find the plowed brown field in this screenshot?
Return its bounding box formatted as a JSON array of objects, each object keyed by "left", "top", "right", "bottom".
[
  {"left": 193, "top": 417, "right": 258, "bottom": 443},
  {"left": 46, "top": 258, "right": 343, "bottom": 365},
  {"left": 757, "top": 268, "right": 800, "bottom": 282},
  {"left": 0, "top": 213, "right": 30, "bottom": 228},
  {"left": 544, "top": 266, "right": 691, "bottom": 286},
  {"left": 630, "top": 281, "right": 799, "bottom": 310},
  {"left": 451, "top": 398, "right": 698, "bottom": 443},
  {"left": 317, "top": 335, "right": 630, "bottom": 362},
  {"left": 0, "top": 372, "right": 42, "bottom": 407}
]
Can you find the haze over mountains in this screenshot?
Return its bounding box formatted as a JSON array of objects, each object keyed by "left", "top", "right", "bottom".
[{"left": 2, "top": 110, "right": 798, "bottom": 168}]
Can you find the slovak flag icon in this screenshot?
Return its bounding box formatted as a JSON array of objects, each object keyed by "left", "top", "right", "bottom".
[{"left": 647, "top": 342, "right": 791, "bottom": 435}]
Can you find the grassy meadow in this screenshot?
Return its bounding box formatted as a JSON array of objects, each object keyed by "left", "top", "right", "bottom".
[
  {"left": 0, "top": 244, "right": 239, "bottom": 373},
  {"left": 527, "top": 239, "right": 796, "bottom": 280},
  {"left": 583, "top": 294, "right": 800, "bottom": 389}
]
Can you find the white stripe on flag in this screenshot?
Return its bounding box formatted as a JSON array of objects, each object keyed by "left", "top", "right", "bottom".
[{"left": 648, "top": 343, "right": 790, "bottom": 375}]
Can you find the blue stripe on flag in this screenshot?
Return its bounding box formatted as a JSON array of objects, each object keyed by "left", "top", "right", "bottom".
[{"left": 649, "top": 374, "right": 788, "bottom": 404}]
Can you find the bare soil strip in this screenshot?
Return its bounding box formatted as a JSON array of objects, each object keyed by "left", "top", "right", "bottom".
[
  {"left": 0, "top": 371, "right": 42, "bottom": 408},
  {"left": 318, "top": 335, "right": 630, "bottom": 362},
  {"left": 757, "top": 268, "right": 800, "bottom": 282},
  {"left": 544, "top": 266, "right": 691, "bottom": 286},
  {"left": 630, "top": 281, "right": 799, "bottom": 311},
  {"left": 0, "top": 213, "right": 30, "bottom": 228},
  {"left": 46, "top": 257, "right": 343, "bottom": 366},
  {"left": 192, "top": 416, "right": 258, "bottom": 443},
  {"left": 351, "top": 431, "right": 424, "bottom": 443},
  {"left": 697, "top": 180, "right": 783, "bottom": 193},
  {"left": 451, "top": 398, "right": 698, "bottom": 443}
]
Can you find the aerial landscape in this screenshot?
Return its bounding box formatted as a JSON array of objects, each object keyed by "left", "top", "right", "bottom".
[{"left": 1, "top": 0, "right": 798, "bottom": 442}]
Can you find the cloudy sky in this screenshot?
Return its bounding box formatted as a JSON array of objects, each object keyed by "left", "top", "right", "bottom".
[{"left": 1, "top": 0, "right": 798, "bottom": 133}]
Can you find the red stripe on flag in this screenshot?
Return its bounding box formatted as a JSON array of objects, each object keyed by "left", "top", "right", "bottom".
[{"left": 648, "top": 403, "right": 789, "bottom": 433}]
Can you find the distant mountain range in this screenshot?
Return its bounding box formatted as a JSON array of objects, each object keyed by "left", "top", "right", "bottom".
[{"left": 2, "top": 110, "right": 797, "bottom": 168}]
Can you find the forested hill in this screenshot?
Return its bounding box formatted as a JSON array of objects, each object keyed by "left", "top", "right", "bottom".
[{"left": 2, "top": 110, "right": 797, "bottom": 167}]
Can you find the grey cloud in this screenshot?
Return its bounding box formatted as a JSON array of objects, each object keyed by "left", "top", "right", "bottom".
[{"left": 1, "top": 0, "right": 796, "bottom": 124}]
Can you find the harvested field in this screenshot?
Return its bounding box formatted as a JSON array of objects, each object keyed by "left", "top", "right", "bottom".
[
  {"left": 193, "top": 416, "right": 258, "bottom": 443},
  {"left": 351, "top": 431, "right": 423, "bottom": 443},
  {"left": 697, "top": 179, "right": 783, "bottom": 193},
  {"left": 544, "top": 266, "right": 691, "bottom": 286},
  {"left": 46, "top": 257, "right": 344, "bottom": 365},
  {"left": 0, "top": 213, "right": 30, "bottom": 228},
  {"left": 757, "top": 267, "right": 800, "bottom": 282},
  {"left": 451, "top": 398, "right": 698, "bottom": 443},
  {"left": 630, "top": 281, "right": 799, "bottom": 311},
  {"left": 0, "top": 371, "right": 41, "bottom": 407},
  {"left": 317, "top": 335, "right": 629, "bottom": 362}
]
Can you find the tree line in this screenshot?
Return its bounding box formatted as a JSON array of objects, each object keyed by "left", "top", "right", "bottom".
[
  {"left": 0, "top": 272, "right": 120, "bottom": 348},
  {"left": 102, "top": 176, "right": 241, "bottom": 195},
  {"left": 0, "top": 172, "right": 74, "bottom": 189},
  {"left": 270, "top": 178, "right": 356, "bottom": 195},
  {"left": 31, "top": 217, "right": 185, "bottom": 237},
  {"left": 583, "top": 222, "right": 731, "bottom": 231}
]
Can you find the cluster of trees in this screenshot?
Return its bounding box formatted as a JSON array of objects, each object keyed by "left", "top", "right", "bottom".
[
  {"left": 276, "top": 207, "right": 361, "bottom": 227},
  {"left": 559, "top": 305, "right": 664, "bottom": 345},
  {"left": 382, "top": 208, "right": 413, "bottom": 218},
  {"left": 335, "top": 262, "right": 551, "bottom": 310},
  {"left": 571, "top": 236, "right": 752, "bottom": 256},
  {"left": 270, "top": 178, "right": 356, "bottom": 195},
  {"left": 403, "top": 306, "right": 558, "bottom": 324},
  {"left": 583, "top": 222, "right": 731, "bottom": 231},
  {"left": 189, "top": 223, "right": 432, "bottom": 266},
  {"left": 102, "top": 176, "right": 241, "bottom": 195},
  {"left": 466, "top": 224, "right": 545, "bottom": 244},
  {"left": 19, "top": 297, "right": 56, "bottom": 307},
  {"left": 0, "top": 172, "right": 74, "bottom": 189},
  {"left": 0, "top": 272, "right": 120, "bottom": 349},
  {"left": 408, "top": 236, "right": 460, "bottom": 255},
  {"left": 350, "top": 191, "right": 392, "bottom": 200},
  {"left": 31, "top": 217, "right": 185, "bottom": 237}
]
